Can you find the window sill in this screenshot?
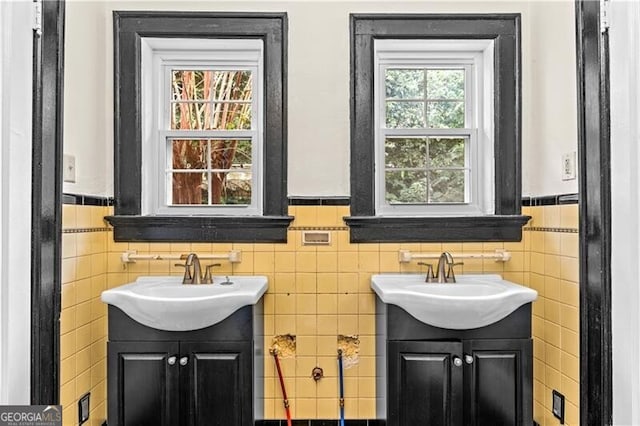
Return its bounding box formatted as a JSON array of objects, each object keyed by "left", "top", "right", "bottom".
[
  {"left": 104, "top": 215, "right": 294, "bottom": 243},
  {"left": 343, "top": 215, "right": 531, "bottom": 243}
]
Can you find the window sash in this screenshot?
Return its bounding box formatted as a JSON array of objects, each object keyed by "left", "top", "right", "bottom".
[
  {"left": 164, "top": 65, "right": 258, "bottom": 132},
  {"left": 159, "top": 133, "right": 260, "bottom": 213},
  {"left": 374, "top": 40, "right": 491, "bottom": 217},
  {"left": 382, "top": 65, "right": 472, "bottom": 129},
  {"left": 378, "top": 130, "right": 476, "bottom": 211},
  {"left": 141, "top": 38, "right": 264, "bottom": 216}
]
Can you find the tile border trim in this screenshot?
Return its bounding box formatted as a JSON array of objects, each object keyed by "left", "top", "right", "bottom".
[
  {"left": 63, "top": 193, "right": 114, "bottom": 206},
  {"left": 289, "top": 226, "right": 349, "bottom": 231},
  {"left": 62, "top": 193, "right": 579, "bottom": 208},
  {"left": 522, "top": 193, "right": 579, "bottom": 206},
  {"left": 524, "top": 226, "right": 578, "bottom": 234},
  {"left": 62, "top": 227, "right": 111, "bottom": 234},
  {"left": 289, "top": 197, "right": 351, "bottom": 206}
]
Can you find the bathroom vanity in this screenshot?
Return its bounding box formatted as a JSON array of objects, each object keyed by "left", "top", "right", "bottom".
[
  {"left": 372, "top": 273, "right": 537, "bottom": 426},
  {"left": 102, "top": 276, "right": 266, "bottom": 426},
  {"left": 382, "top": 303, "right": 532, "bottom": 425}
]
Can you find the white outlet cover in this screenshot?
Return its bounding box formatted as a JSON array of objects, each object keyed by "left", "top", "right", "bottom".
[{"left": 561, "top": 152, "right": 576, "bottom": 181}]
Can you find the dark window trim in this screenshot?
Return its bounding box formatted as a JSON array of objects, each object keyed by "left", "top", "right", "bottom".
[
  {"left": 107, "top": 215, "right": 293, "bottom": 242},
  {"left": 347, "top": 215, "right": 530, "bottom": 242},
  {"left": 346, "top": 13, "right": 527, "bottom": 242},
  {"left": 575, "top": 1, "right": 612, "bottom": 424},
  {"left": 31, "top": 0, "right": 65, "bottom": 404},
  {"left": 106, "top": 11, "right": 292, "bottom": 242}
]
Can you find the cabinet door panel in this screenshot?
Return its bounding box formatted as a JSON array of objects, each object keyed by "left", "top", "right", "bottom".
[
  {"left": 464, "top": 339, "right": 533, "bottom": 426},
  {"left": 181, "top": 341, "right": 253, "bottom": 426},
  {"left": 108, "top": 341, "right": 179, "bottom": 426},
  {"left": 388, "top": 341, "right": 463, "bottom": 426}
]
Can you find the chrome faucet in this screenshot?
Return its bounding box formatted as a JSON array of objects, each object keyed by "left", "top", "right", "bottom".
[
  {"left": 419, "top": 252, "right": 462, "bottom": 283},
  {"left": 175, "top": 253, "right": 220, "bottom": 285}
]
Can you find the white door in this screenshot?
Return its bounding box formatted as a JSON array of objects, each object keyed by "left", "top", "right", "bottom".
[
  {"left": 610, "top": 0, "right": 640, "bottom": 423},
  {"left": 0, "top": 0, "right": 34, "bottom": 404}
]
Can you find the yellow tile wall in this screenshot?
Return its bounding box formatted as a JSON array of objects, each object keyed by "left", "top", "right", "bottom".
[
  {"left": 100, "top": 205, "right": 542, "bottom": 420},
  {"left": 527, "top": 205, "right": 580, "bottom": 426},
  {"left": 59, "top": 204, "right": 579, "bottom": 422},
  {"left": 60, "top": 205, "right": 109, "bottom": 426}
]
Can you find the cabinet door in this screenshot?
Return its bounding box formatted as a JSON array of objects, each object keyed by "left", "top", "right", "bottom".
[
  {"left": 180, "top": 341, "right": 253, "bottom": 426},
  {"left": 388, "top": 341, "right": 464, "bottom": 426},
  {"left": 463, "top": 339, "right": 533, "bottom": 426},
  {"left": 108, "top": 341, "right": 180, "bottom": 426}
]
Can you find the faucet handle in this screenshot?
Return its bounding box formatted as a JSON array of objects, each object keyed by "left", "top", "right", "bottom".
[
  {"left": 446, "top": 262, "right": 464, "bottom": 283},
  {"left": 417, "top": 262, "right": 435, "bottom": 282},
  {"left": 174, "top": 263, "right": 193, "bottom": 283},
  {"left": 202, "top": 263, "right": 222, "bottom": 284}
]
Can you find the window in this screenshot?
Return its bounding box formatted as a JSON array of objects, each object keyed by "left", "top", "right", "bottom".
[
  {"left": 347, "top": 14, "right": 529, "bottom": 242},
  {"left": 107, "top": 12, "right": 291, "bottom": 242},
  {"left": 375, "top": 40, "right": 494, "bottom": 216},
  {"left": 141, "top": 38, "right": 263, "bottom": 216}
]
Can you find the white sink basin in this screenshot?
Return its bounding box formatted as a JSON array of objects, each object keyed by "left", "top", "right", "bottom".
[
  {"left": 371, "top": 274, "right": 537, "bottom": 330},
  {"left": 101, "top": 276, "right": 268, "bottom": 331}
]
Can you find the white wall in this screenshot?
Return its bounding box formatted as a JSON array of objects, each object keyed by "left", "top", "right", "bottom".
[
  {"left": 63, "top": 0, "right": 109, "bottom": 196},
  {"left": 525, "top": 0, "right": 578, "bottom": 197},
  {"left": 611, "top": 0, "right": 640, "bottom": 424},
  {"left": 0, "top": 0, "right": 32, "bottom": 405},
  {"left": 63, "top": 0, "right": 578, "bottom": 198}
]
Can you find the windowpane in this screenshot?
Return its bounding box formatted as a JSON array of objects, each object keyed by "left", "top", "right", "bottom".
[
  {"left": 171, "top": 102, "right": 251, "bottom": 130},
  {"left": 385, "top": 170, "right": 427, "bottom": 204},
  {"left": 212, "top": 171, "right": 252, "bottom": 205},
  {"left": 171, "top": 103, "right": 210, "bottom": 130},
  {"left": 426, "top": 69, "right": 464, "bottom": 100},
  {"left": 168, "top": 139, "right": 254, "bottom": 206},
  {"left": 385, "top": 69, "right": 424, "bottom": 99},
  {"left": 386, "top": 101, "right": 425, "bottom": 128},
  {"left": 428, "top": 170, "right": 466, "bottom": 203},
  {"left": 171, "top": 140, "right": 207, "bottom": 170},
  {"left": 385, "top": 137, "right": 427, "bottom": 168},
  {"left": 171, "top": 70, "right": 252, "bottom": 101},
  {"left": 210, "top": 139, "right": 252, "bottom": 169},
  {"left": 427, "top": 101, "right": 465, "bottom": 128},
  {"left": 428, "top": 137, "right": 466, "bottom": 168},
  {"left": 171, "top": 172, "right": 208, "bottom": 205}
]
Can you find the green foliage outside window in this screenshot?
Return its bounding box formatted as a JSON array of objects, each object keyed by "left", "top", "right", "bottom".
[{"left": 384, "top": 68, "right": 468, "bottom": 204}]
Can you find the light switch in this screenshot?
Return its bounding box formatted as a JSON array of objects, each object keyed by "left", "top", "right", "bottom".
[{"left": 63, "top": 154, "right": 76, "bottom": 183}]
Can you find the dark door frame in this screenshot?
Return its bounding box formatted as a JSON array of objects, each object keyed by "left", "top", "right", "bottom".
[
  {"left": 30, "top": 1, "right": 613, "bottom": 423},
  {"left": 31, "top": 0, "right": 65, "bottom": 405},
  {"left": 575, "top": 1, "right": 612, "bottom": 425}
]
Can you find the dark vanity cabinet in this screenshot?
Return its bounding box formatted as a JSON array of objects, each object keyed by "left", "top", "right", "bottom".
[
  {"left": 382, "top": 303, "right": 533, "bottom": 426},
  {"left": 107, "top": 306, "right": 258, "bottom": 426}
]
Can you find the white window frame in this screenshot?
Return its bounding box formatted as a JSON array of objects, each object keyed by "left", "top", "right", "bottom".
[
  {"left": 140, "top": 37, "right": 264, "bottom": 216},
  {"left": 374, "top": 39, "right": 495, "bottom": 217}
]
